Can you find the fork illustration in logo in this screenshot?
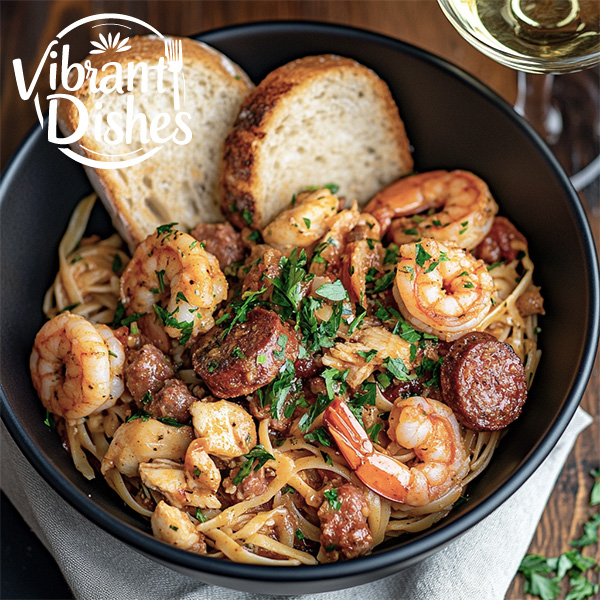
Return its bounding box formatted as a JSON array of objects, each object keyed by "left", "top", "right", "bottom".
[{"left": 165, "top": 38, "right": 183, "bottom": 110}]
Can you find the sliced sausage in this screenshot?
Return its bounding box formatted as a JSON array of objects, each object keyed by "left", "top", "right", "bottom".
[
  {"left": 317, "top": 483, "right": 373, "bottom": 560},
  {"left": 473, "top": 216, "right": 527, "bottom": 264},
  {"left": 146, "top": 378, "right": 196, "bottom": 424},
  {"left": 516, "top": 287, "right": 545, "bottom": 317},
  {"left": 190, "top": 222, "right": 246, "bottom": 270},
  {"left": 223, "top": 466, "right": 271, "bottom": 502},
  {"left": 193, "top": 307, "right": 299, "bottom": 398},
  {"left": 125, "top": 344, "right": 174, "bottom": 404},
  {"left": 440, "top": 331, "right": 527, "bottom": 431}
]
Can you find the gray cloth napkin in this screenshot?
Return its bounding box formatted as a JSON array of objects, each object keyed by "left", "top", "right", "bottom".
[{"left": 0, "top": 408, "right": 592, "bottom": 600}]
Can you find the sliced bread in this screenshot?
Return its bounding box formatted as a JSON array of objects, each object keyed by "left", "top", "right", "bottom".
[
  {"left": 220, "top": 54, "right": 413, "bottom": 230},
  {"left": 57, "top": 36, "right": 254, "bottom": 249}
]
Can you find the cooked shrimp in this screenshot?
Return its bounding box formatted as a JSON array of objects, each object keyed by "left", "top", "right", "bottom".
[
  {"left": 30, "top": 312, "right": 125, "bottom": 420},
  {"left": 393, "top": 238, "right": 494, "bottom": 341},
  {"left": 323, "top": 396, "right": 468, "bottom": 506},
  {"left": 262, "top": 188, "right": 340, "bottom": 252},
  {"left": 120, "top": 226, "right": 228, "bottom": 341},
  {"left": 365, "top": 170, "right": 498, "bottom": 250},
  {"left": 310, "top": 203, "right": 361, "bottom": 276}
]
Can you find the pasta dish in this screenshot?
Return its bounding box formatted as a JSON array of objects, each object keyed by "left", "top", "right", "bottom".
[{"left": 30, "top": 170, "right": 544, "bottom": 564}]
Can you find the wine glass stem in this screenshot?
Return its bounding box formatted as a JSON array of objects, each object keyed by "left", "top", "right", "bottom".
[{"left": 514, "top": 71, "right": 562, "bottom": 144}]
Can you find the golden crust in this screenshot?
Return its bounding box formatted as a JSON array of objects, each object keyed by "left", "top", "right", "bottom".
[{"left": 220, "top": 54, "right": 414, "bottom": 230}]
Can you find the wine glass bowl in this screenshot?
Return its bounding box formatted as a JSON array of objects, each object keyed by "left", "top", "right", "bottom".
[{"left": 437, "top": 0, "right": 600, "bottom": 74}]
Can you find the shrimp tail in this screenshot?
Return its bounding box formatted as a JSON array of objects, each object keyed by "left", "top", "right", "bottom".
[{"left": 324, "top": 398, "right": 410, "bottom": 503}]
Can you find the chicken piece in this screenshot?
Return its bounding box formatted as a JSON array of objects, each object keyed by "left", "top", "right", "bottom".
[
  {"left": 100, "top": 418, "right": 192, "bottom": 477},
  {"left": 190, "top": 399, "right": 257, "bottom": 459},
  {"left": 151, "top": 500, "right": 207, "bottom": 552},
  {"left": 139, "top": 459, "right": 220, "bottom": 509}
]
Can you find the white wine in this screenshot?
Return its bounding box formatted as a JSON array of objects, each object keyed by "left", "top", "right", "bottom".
[{"left": 438, "top": 0, "right": 600, "bottom": 73}]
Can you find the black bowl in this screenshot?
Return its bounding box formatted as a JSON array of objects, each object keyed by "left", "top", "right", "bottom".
[{"left": 1, "top": 21, "right": 598, "bottom": 595}]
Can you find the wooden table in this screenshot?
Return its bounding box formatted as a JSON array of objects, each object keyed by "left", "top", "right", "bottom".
[{"left": 1, "top": 2, "right": 598, "bottom": 598}]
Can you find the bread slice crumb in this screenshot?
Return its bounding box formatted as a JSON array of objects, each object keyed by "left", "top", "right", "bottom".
[
  {"left": 57, "top": 36, "right": 254, "bottom": 249},
  {"left": 220, "top": 55, "right": 413, "bottom": 230}
]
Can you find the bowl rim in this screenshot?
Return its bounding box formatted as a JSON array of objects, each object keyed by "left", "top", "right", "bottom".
[{"left": 1, "top": 19, "right": 599, "bottom": 584}]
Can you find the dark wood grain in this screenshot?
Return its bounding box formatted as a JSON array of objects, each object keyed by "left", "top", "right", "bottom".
[{"left": 1, "top": 2, "right": 598, "bottom": 598}]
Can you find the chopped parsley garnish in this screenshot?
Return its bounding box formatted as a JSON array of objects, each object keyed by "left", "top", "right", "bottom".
[
  {"left": 195, "top": 508, "right": 208, "bottom": 522},
  {"left": 233, "top": 445, "right": 275, "bottom": 485},
  {"left": 156, "top": 222, "right": 178, "bottom": 235},
  {"left": 242, "top": 209, "right": 253, "bottom": 225},
  {"left": 112, "top": 253, "right": 122, "bottom": 273},
  {"left": 367, "top": 270, "right": 395, "bottom": 295},
  {"left": 298, "top": 297, "right": 343, "bottom": 353},
  {"left": 261, "top": 359, "right": 297, "bottom": 420},
  {"left": 155, "top": 269, "right": 166, "bottom": 293},
  {"left": 367, "top": 423, "right": 383, "bottom": 442},
  {"left": 303, "top": 217, "right": 311, "bottom": 229},
  {"left": 385, "top": 356, "right": 414, "bottom": 381},
  {"left": 44, "top": 409, "right": 56, "bottom": 429},
  {"left": 58, "top": 302, "right": 81, "bottom": 314},
  {"left": 111, "top": 301, "right": 145, "bottom": 329},
  {"left": 153, "top": 304, "right": 194, "bottom": 345},
  {"left": 232, "top": 346, "right": 245, "bottom": 360},
  {"left": 321, "top": 368, "right": 349, "bottom": 401},
  {"left": 141, "top": 391, "right": 152, "bottom": 405},
  {"left": 295, "top": 529, "right": 305, "bottom": 540},
  {"left": 273, "top": 334, "right": 288, "bottom": 360},
  {"left": 157, "top": 417, "right": 184, "bottom": 428},
  {"left": 298, "top": 392, "right": 334, "bottom": 432},
  {"left": 347, "top": 304, "right": 367, "bottom": 335},
  {"left": 324, "top": 488, "right": 342, "bottom": 510},
  {"left": 357, "top": 349, "right": 378, "bottom": 363},
  {"left": 384, "top": 244, "right": 399, "bottom": 265},
  {"left": 176, "top": 291, "right": 188, "bottom": 303},
  {"left": 304, "top": 426, "right": 333, "bottom": 447},
  {"left": 312, "top": 239, "right": 332, "bottom": 265},
  {"left": 270, "top": 248, "right": 313, "bottom": 320},
  {"left": 219, "top": 287, "right": 266, "bottom": 338},
  {"left": 487, "top": 260, "right": 506, "bottom": 271},
  {"left": 127, "top": 409, "right": 152, "bottom": 423},
  {"left": 415, "top": 243, "right": 432, "bottom": 267},
  {"left": 315, "top": 280, "right": 348, "bottom": 302},
  {"left": 248, "top": 230, "right": 263, "bottom": 243}
]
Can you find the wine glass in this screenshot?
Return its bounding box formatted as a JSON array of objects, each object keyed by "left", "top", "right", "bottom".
[{"left": 437, "top": 0, "right": 600, "bottom": 193}]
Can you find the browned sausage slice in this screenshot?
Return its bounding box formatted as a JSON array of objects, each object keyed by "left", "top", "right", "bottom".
[
  {"left": 440, "top": 331, "right": 527, "bottom": 431},
  {"left": 473, "top": 216, "right": 527, "bottom": 264},
  {"left": 192, "top": 307, "right": 298, "bottom": 398}
]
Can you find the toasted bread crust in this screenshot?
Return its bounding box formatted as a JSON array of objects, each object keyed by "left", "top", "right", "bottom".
[
  {"left": 221, "top": 55, "right": 413, "bottom": 230},
  {"left": 56, "top": 36, "right": 253, "bottom": 249}
]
